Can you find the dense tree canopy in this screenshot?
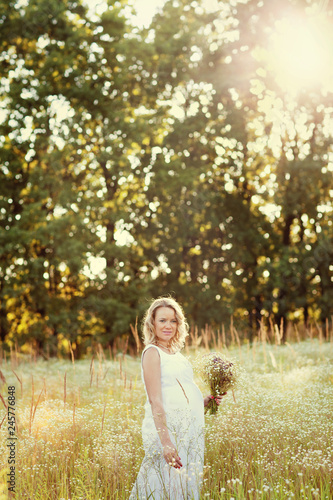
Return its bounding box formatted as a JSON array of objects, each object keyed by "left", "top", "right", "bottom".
[{"left": 1, "top": 0, "right": 332, "bottom": 353}]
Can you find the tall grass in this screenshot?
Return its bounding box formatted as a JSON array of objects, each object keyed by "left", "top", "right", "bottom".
[{"left": 0, "top": 323, "right": 332, "bottom": 499}]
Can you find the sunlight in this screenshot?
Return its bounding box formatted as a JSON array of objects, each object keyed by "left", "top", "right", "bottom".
[{"left": 268, "top": 15, "right": 332, "bottom": 93}]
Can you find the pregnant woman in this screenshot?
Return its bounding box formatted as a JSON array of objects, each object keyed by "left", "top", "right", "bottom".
[{"left": 129, "top": 297, "right": 224, "bottom": 500}]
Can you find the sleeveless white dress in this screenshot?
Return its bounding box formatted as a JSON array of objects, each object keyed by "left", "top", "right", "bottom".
[{"left": 129, "top": 344, "right": 205, "bottom": 500}]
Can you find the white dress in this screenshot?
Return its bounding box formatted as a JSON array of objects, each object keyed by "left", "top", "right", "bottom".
[{"left": 129, "top": 344, "right": 205, "bottom": 500}]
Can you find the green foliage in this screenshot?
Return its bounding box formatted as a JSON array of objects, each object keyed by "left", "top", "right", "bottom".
[{"left": 0, "top": 0, "right": 332, "bottom": 353}]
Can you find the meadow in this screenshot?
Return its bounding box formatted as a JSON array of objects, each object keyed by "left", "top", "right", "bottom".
[{"left": 0, "top": 328, "right": 332, "bottom": 499}]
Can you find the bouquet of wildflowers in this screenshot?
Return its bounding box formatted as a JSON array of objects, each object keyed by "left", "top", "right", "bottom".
[{"left": 196, "top": 352, "right": 238, "bottom": 415}]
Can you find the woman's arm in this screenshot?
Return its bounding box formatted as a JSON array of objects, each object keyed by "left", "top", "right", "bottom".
[{"left": 142, "top": 348, "right": 183, "bottom": 469}]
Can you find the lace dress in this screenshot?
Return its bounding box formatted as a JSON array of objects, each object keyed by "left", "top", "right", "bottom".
[{"left": 129, "top": 344, "right": 205, "bottom": 500}]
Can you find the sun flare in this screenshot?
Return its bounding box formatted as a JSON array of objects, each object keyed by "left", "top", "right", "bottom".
[{"left": 268, "top": 15, "right": 332, "bottom": 93}]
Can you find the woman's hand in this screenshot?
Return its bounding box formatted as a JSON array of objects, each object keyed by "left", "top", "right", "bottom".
[
  {"left": 204, "top": 392, "right": 227, "bottom": 407},
  {"left": 163, "top": 441, "right": 182, "bottom": 469}
]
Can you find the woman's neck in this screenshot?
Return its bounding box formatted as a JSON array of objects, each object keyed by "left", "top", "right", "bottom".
[{"left": 155, "top": 341, "right": 171, "bottom": 351}]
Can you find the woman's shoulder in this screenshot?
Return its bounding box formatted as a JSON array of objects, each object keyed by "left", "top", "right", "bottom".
[
  {"left": 141, "top": 344, "right": 161, "bottom": 359},
  {"left": 142, "top": 343, "right": 159, "bottom": 352},
  {"left": 141, "top": 345, "right": 162, "bottom": 370},
  {"left": 141, "top": 344, "right": 179, "bottom": 357}
]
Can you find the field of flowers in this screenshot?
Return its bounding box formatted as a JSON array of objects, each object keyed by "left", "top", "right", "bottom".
[{"left": 0, "top": 337, "right": 332, "bottom": 499}]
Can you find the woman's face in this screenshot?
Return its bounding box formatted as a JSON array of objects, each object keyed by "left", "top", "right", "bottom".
[{"left": 154, "top": 306, "right": 177, "bottom": 345}]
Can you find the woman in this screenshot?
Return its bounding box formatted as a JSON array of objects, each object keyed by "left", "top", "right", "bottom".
[{"left": 129, "top": 297, "right": 225, "bottom": 500}]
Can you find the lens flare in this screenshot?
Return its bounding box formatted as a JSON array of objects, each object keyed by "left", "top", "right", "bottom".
[{"left": 268, "top": 15, "right": 332, "bottom": 93}]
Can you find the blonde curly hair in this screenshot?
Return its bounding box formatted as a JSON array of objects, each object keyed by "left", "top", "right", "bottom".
[{"left": 142, "top": 297, "right": 189, "bottom": 352}]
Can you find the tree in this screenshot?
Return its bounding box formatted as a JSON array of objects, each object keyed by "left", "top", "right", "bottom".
[{"left": 1, "top": 0, "right": 332, "bottom": 353}]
